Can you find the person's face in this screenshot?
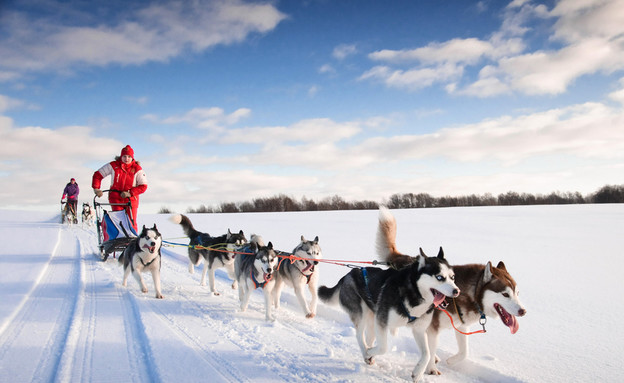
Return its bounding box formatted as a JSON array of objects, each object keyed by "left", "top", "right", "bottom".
[
  {"left": 121, "top": 155, "right": 133, "bottom": 164},
  {"left": 71, "top": 180, "right": 75, "bottom": 183}
]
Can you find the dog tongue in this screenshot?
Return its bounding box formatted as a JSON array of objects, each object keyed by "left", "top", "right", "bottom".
[
  {"left": 432, "top": 290, "right": 446, "bottom": 307},
  {"left": 302, "top": 262, "right": 314, "bottom": 272},
  {"left": 508, "top": 315, "right": 519, "bottom": 334},
  {"left": 498, "top": 305, "right": 520, "bottom": 334},
  {"left": 264, "top": 273, "right": 273, "bottom": 282}
]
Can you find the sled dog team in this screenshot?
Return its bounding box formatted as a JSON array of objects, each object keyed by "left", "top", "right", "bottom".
[{"left": 117, "top": 207, "right": 526, "bottom": 382}]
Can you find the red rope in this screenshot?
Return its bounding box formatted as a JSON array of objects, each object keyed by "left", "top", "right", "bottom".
[
  {"left": 437, "top": 307, "right": 486, "bottom": 335},
  {"left": 195, "top": 245, "right": 379, "bottom": 267}
]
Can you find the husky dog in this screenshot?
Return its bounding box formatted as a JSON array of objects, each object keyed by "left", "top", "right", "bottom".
[
  {"left": 81, "top": 203, "right": 95, "bottom": 226},
  {"left": 425, "top": 261, "right": 527, "bottom": 375},
  {"left": 62, "top": 203, "right": 77, "bottom": 225},
  {"left": 235, "top": 238, "right": 279, "bottom": 321},
  {"left": 171, "top": 214, "right": 247, "bottom": 295},
  {"left": 273, "top": 236, "right": 323, "bottom": 318},
  {"left": 119, "top": 224, "right": 163, "bottom": 299},
  {"left": 318, "top": 207, "right": 460, "bottom": 382}
]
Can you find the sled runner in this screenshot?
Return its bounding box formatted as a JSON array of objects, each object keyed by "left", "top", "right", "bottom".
[{"left": 94, "top": 190, "right": 137, "bottom": 261}]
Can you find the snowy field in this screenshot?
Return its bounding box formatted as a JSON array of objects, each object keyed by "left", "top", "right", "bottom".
[{"left": 0, "top": 204, "right": 622, "bottom": 383}]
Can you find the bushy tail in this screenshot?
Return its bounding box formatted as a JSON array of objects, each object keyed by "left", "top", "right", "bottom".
[
  {"left": 170, "top": 214, "right": 199, "bottom": 238},
  {"left": 318, "top": 279, "right": 344, "bottom": 306},
  {"left": 376, "top": 206, "right": 403, "bottom": 263}
]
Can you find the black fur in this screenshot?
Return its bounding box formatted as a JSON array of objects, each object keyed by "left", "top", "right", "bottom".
[{"left": 176, "top": 214, "right": 246, "bottom": 267}]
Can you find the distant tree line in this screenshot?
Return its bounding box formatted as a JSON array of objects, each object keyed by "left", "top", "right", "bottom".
[{"left": 157, "top": 184, "right": 624, "bottom": 214}]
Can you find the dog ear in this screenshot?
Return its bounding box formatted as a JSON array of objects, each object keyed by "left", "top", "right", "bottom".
[
  {"left": 239, "top": 230, "right": 244, "bottom": 236},
  {"left": 314, "top": 236, "right": 319, "bottom": 243},
  {"left": 484, "top": 261, "right": 493, "bottom": 283},
  {"left": 267, "top": 242, "right": 273, "bottom": 250},
  {"left": 417, "top": 248, "right": 427, "bottom": 270},
  {"left": 250, "top": 242, "right": 258, "bottom": 253},
  {"left": 496, "top": 261, "right": 507, "bottom": 271},
  {"left": 142, "top": 225, "right": 147, "bottom": 232},
  {"left": 152, "top": 224, "right": 158, "bottom": 231},
  {"left": 300, "top": 235, "right": 305, "bottom": 242},
  {"left": 227, "top": 229, "right": 232, "bottom": 238},
  {"left": 436, "top": 246, "right": 445, "bottom": 259}
]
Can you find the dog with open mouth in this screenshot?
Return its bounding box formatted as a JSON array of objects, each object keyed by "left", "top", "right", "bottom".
[
  {"left": 318, "top": 207, "right": 460, "bottom": 382},
  {"left": 235, "top": 236, "right": 279, "bottom": 321},
  {"left": 425, "top": 260, "right": 527, "bottom": 375},
  {"left": 119, "top": 224, "right": 163, "bottom": 299},
  {"left": 272, "top": 235, "right": 323, "bottom": 318}
]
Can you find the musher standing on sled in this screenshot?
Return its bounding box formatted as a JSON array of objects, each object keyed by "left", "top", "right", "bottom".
[
  {"left": 61, "top": 177, "right": 79, "bottom": 223},
  {"left": 92, "top": 145, "right": 147, "bottom": 232}
]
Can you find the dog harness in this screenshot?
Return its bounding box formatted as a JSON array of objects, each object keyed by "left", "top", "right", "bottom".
[
  {"left": 453, "top": 269, "right": 487, "bottom": 330},
  {"left": 251, "top": 269, "right": 272, "bottom": 289}
]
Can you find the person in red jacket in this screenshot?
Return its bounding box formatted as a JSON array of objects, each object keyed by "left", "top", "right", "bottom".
[{"left": 92, "top": 145, "right": 147, "bottom": 231}]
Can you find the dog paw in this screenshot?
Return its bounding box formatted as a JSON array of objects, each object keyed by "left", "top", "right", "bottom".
[
  {"left": 305, "top": 312, "right": 316, "bottom": 319},
  {"left": 427, "top": 367, "right": 441, "bottom": 376},
  {"left": 155, "top": 293, "right": 164, "bottom": 299},
  {"left": 447, "top": 354, "right": 466, "bottom": 366},
  {"left": 212, "top": 291, "right": 221, "bottom": 296},
  {"left": 142, "top": 288, "right": 148, "bottom": 293},
  {"left": 364, "top": 356, "right": 374, "bottom": 365}
]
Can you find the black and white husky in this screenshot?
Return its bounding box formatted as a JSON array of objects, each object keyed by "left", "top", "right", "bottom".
[
  {"left": 81, "top": 203, "right": 95, "bottom": 227},
  {"left": 318, "top": 207, "right": 460, "bottom": 382},
  {"left": 171, "top": 214, "right": 247, "bottom": 295},
  {"left": 425, "top": 261, "right": 526, "bottom": 375},
  {"left": 272, "top": 236, "right": 323, "bottom": 318},
  {"left": 119, "top": 224, "right": 163, "bottom": 299},
  {"left": 235, "top": 236, "right": 279, "bottom": 321}
]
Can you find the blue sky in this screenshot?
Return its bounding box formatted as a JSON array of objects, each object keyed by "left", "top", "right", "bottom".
[{"left": 1, "top": 0, "right": 623, "bottom": 213}]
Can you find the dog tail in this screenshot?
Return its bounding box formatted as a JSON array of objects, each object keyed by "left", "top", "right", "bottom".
[
  {"left": 318, "top": 279, "right": 344, "bottom": 306},
  {"left": 170, "top": 214, "right": 200, "bottom": 238},
  {"left": 376, "top": 206, "right": 404, "bottom": 262}
]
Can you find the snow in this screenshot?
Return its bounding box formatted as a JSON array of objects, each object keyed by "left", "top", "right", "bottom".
[{"left": 0, "top": 205, "right": 623, "bottom": 383}]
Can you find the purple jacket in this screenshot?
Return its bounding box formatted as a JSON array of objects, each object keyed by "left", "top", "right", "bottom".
[{"left": 62, "top": 183, "right": 80, "bottom": 201}]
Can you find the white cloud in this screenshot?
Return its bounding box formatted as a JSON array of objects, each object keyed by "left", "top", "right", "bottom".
[
  {"left": 352, "top": 101, "right": 624, "bottom": 165},
  {"left": 0, "top": 0, "right": 286, "bottom": 73},
  {"left": 332, "top": 44, "right": 357, "bottom": 60},
  {"left": 0, "top": 94, "right": 23, "bottom": 113},
  {"left": 143, "top": 107, "right": 251, "bottom": 131},
  {"left": 362, "top": 0, "right": 624, "bottom": 97},
  {"left": 220, "top": 118, "right": 361, "bottom": 145},
  {"left": 359, "top": 63, "right": 464, "bottom": 91}
]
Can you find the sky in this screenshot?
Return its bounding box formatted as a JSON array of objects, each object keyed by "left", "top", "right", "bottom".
[{"left": 1, "top": 0, "right": 623, "bottom": 214}]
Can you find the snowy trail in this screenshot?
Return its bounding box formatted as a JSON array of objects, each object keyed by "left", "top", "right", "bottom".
[{"left": 6, "top": 210, "right": 593, "bottom": 382}]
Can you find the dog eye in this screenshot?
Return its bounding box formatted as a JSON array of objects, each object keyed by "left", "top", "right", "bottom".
[
  {"left": 450, "top": 275, "right": 455, "bottom": 281},
  {"left": 502, "top": 293, "right": 510, "bottom": 298},
  {"left": 436, "top": 275, "right": 444, "bottom": 281}
]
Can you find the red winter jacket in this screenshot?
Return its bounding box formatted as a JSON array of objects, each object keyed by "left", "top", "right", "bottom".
[{"left": 92, "top": 158, "right": 147, "bottom": 228}]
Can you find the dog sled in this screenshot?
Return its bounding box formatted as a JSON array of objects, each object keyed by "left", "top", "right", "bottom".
[
  {"left": 61, "top": 201, "right": 78, "bottom": 224},
  {"left": 94, "top": 190, "right": 137, "bottom": 261}
]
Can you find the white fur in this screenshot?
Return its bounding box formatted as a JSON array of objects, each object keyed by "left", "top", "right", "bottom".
[
  {"left": 121, "top": 229, "right": 163, "bottom": 299},
  {"left": 237, "top": 239, "right": 278, "bottom": 321},
  {"left": 425, "top": 262, "right": 526, "bottom": 375},
  {"left": 272, "top": 236, "right": 323, "bottom": 318}
]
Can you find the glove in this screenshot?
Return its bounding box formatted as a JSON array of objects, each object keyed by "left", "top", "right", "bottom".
[
  {"left": 120, "top": 191, "right": 131, "bottom": 199},
  {"left": 93, "top": 189, "right": 103, "bottom": 197}
]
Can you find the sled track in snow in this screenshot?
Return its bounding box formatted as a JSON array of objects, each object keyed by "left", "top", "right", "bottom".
[{"left": 0, "top": 227, "right": 83, "bottom": 382}]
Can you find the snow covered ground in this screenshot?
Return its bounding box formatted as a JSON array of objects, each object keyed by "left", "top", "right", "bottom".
[{"left": 0, "top": 204, "right": 622, "bottom": 383}]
